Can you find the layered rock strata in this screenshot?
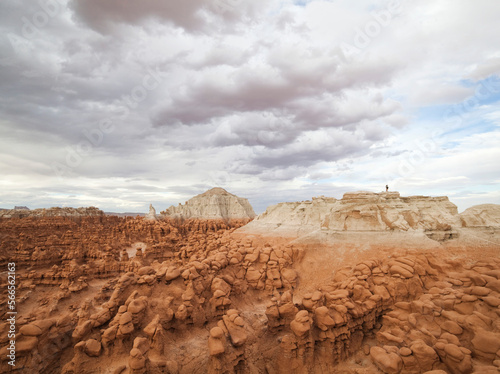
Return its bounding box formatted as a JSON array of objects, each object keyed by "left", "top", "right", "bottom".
[
  {"left": 460, "top": 204, "right": 500, "bottom": 227},
  {"left": 161, "top": 187, "right": 256, "bottom": 220},
  {"left": 239, "top": 192, "right": 500, "bottom": 248}
]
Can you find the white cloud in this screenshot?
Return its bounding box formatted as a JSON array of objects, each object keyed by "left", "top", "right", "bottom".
[
  {"left": 0, "top": 0, "right": 499, "bottom": 213},
  {"left": 410, "top": 84, "right": 476, "bottom": 106},
  {"left": 468, "top": 56, "right": 500, "bottom": 81}
]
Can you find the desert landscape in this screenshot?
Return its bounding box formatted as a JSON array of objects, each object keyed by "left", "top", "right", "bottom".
[
  {"left": 1, "top": 188, "right": 500, "bottom": 374},
  {"left": 2, "top": 1, "right": 500, "bottom": 374}
]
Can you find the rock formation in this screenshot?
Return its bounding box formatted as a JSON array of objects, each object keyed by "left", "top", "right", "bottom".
[
  {"left": 0, "top": 206, "right": 104, "bottom": 218},
  {"left": 240, "top": 191, "right": 464, "bottom": 236},
  {"left": 145, "top": 204, "right": 157, "bottom": 221},
  {"left": 0, "top": 191, "right": 499, "bottom": 373},
  {"left": 161, "top": 187, "right": 256, "bottom": 220},
  {"left": 238, "top": 192, "right": 500, "bottom": 249},
  {"left": 460, "top": 204, "right": 500, "bottom": 227}
]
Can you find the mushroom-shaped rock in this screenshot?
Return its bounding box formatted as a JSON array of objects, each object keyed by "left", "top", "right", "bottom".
[
  {"left": 208, "top": 326, "right": 226, "bottom": 356},
  {"left": 129, "top": 347, "right": 146, "bottom": 371},
  {"left": 222, "top": 310, "right": 248, "bottom": 347},
  {"left": 117, "top": 312, "right": 135, "bottom": 336},
  {"left": 434, "top": 341, "right": 472, "bottom": 374},
  {"left": 213, "top": 289, "right": 226, "bottom": 298},
  {"left": 32, "top": 319, "right": 55, "bottom": 333},
  {"left": 290, "top": 310, "right": 311, "bottom": 338},
  {"left": 314, "top": 306, "right": 335, "bottom": 331}
]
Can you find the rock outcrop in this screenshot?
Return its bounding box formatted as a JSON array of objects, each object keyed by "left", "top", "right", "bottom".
[
  {"left": 460, "top": 204, "right": 500, "bottom": 227},
  {"left": 240, "top": 191, "right": 464, "bottom": 237},
  {"left": 161, "top": 187, "right": 256, "bottom": 220},
  {"left": 238, "top": 192, "right": 500, "bottom": 250},
  {"left": 145, "top": 204, "right": 157, "bottom": 221}
]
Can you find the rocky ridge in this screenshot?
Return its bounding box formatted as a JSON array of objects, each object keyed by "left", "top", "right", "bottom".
[
  {"left": 0, "top": 206, "right": 104, "bottom": 219},
  {"left": 161, "top": 188, "right": 256, "bottom": 220}
]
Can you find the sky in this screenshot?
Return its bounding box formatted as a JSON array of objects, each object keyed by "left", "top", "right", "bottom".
[{"left": 0, "top": 0, "right": 499, "bottom": 214}]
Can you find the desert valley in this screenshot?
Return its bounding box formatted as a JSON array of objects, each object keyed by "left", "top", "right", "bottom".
[{"left": 1, "top": 188, "right": 500, "bottom": 374}]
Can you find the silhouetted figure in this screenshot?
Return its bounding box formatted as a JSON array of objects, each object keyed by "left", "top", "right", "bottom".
[{"left": 386, "top": 185, "right": 389, "bottom": 192}]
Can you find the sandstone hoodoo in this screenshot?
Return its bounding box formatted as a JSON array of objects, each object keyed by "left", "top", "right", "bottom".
[
  {"left": 145, "top": 204, "right": 158, "bottom": 221},
  {"left": 161, "top": 187, "right": 256, "bottom": 220}
]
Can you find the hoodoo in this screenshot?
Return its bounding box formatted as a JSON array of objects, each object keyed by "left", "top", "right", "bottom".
[{"left": 161, "top": 187, "right": 256, "bottom": 220}]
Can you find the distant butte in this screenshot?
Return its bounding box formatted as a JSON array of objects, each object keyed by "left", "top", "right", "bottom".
[{"left": 161, "top": 187, "right": 256, "bottom": 220}]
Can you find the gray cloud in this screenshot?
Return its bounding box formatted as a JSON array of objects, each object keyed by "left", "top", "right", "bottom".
[
  {"left": 68, "top": 0, "right": 275, "bottom": 33},
  {"left": 247, "top": 128, "right": 369, "bottom": 169},
  {"left": 68, "top": 0, "right": 207, "bottom": 32}
]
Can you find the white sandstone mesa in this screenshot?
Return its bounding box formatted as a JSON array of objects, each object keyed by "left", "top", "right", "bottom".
[{"left": 238, "top": 190, "right": 500, "bottom": 248}]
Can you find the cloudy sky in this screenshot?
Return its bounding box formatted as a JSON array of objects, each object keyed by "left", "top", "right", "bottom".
[{"left": 1, "top": 0, "right": 499, "bottom": 214}]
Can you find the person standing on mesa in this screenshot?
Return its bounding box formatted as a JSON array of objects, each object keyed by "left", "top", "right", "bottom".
[{"left": 386, "top": 185, "right": 389, "bottom": 192}]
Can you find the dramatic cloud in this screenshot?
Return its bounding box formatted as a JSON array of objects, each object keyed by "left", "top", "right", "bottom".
[{"left": 0, "top": 0, "right": 499, "bottom": 213}]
